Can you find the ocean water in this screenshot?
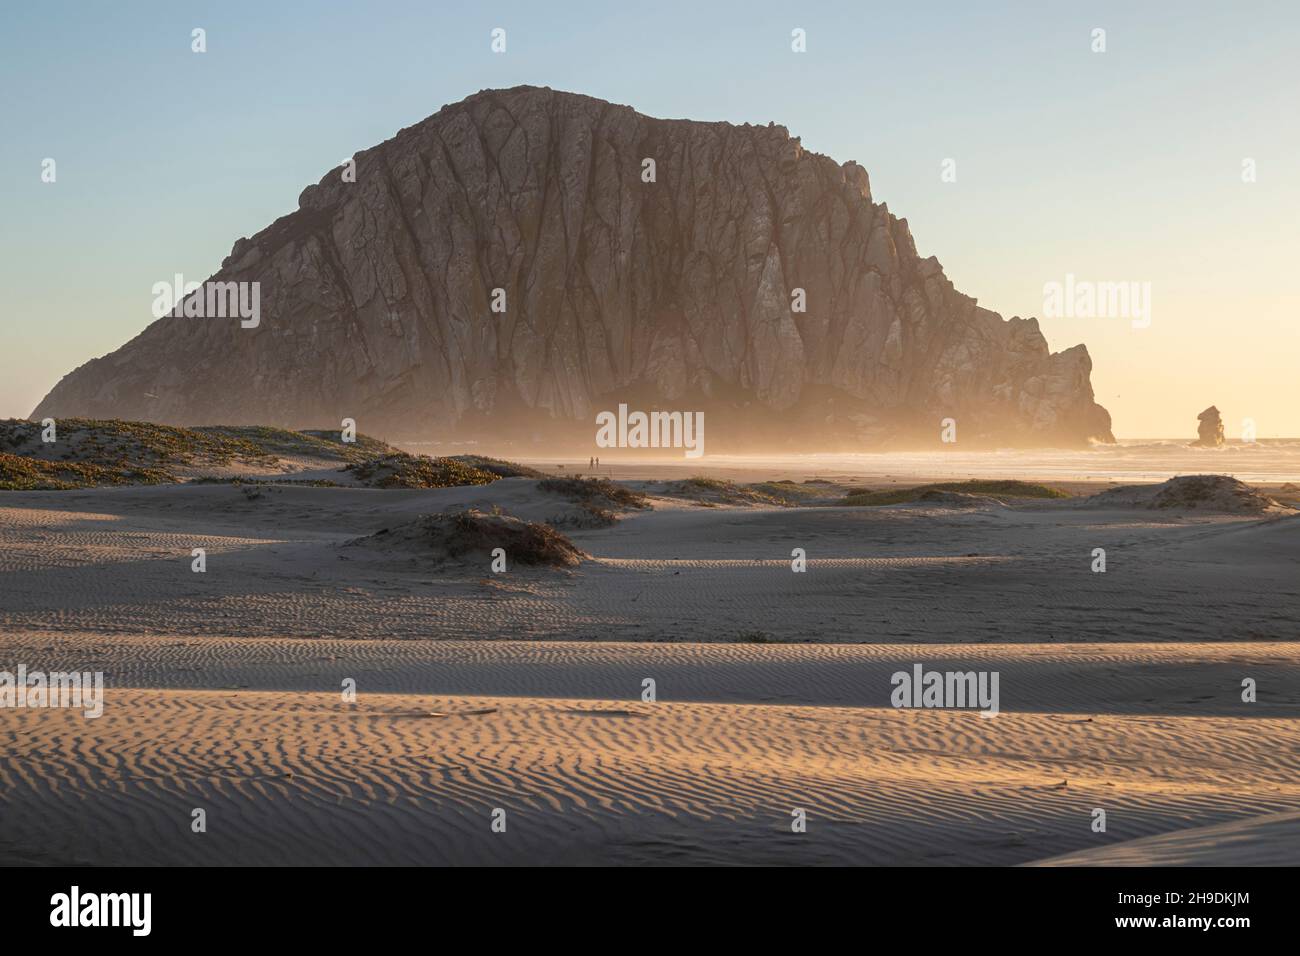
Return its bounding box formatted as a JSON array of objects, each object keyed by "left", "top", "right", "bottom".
[{"left": 703, "top": 441, "right": 1300, "bottom": 484}]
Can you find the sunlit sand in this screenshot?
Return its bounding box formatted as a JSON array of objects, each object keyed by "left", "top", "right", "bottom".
[{"left": 3, "top": 452, "right": 1297, "bottom": 864}]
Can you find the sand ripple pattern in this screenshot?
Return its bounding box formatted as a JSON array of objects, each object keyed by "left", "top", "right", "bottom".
[
  {"left": 5, "top": 633, "right": 1298, "bottom": 717},
  {"left": 3, "top": 488, "right": 1299, "bottom": 864},
  {"left": 2, "top": 688, "right": 1297, "bottom": 866}
]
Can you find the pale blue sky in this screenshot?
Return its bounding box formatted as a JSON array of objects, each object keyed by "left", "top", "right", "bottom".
[{"left": 3, "top": 1, "right": 1297, "bottom": 435}]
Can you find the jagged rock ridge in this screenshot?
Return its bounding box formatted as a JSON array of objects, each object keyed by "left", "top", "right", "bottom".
[{"left": 34, "top": 86, "right": 1113, "bottom": 449}]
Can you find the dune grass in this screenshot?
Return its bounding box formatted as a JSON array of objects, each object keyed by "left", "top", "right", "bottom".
[
  {"left": 352, "top": 509, "right": 585, "bottom": 567},
  {"left": 841, "top": 479, "right": 1070, "bottom": 507},
  {"left": 0, "top": 419, "right": 408, "bottom": 470},
  {"left": 0, "top": 451, "right": 179, "bottom": 490},
  {"left": 747, "top": 481, "right": 837, "bottom": 505},
  {"left": 345, "top": 452, "right": 499, "bottom": 489},
  {"left": 0, "top": 418, "right": 546, "bottom": 491},
  {"left": 538, "top": 476, "right": 650, "bottom": 509},
  {"left": 1, "top": 418, "right": 277, "bottom": 465},
  {"left": 212, "top": 426, "right": 394, "bottom": 461},
  {"left": 645, "top": 477, "right": 843, "bottom": 507},
  {"left": 450, "top": 455, "right": 545, "bottom": 479}
]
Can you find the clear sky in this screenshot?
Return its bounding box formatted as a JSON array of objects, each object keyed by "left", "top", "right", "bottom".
[{"left": 2, "top": 0, "right": 1297, "bottom": 437}]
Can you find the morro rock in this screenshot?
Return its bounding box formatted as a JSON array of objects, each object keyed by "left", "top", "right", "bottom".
[
  {"left": 1192, "top": 406, "right": 1225, "bottom": 447},
  {"left": 32, "top": 86, "right": 1114, "bottom": 450}
]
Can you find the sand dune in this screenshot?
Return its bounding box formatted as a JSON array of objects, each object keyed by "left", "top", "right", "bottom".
[
  {"left": 1032, "top": 810, "right": 1300, "bottom": 867},
  {"left": 3, "top": 681, "right": 1296, "bottom": 866},
  {"left": 2, "top": 471, "right": 1297, "bottom": 865},
  {"left": 2, "top": 482, "right": 1297, "bottom": 644},
  {"left": 4, "top": 633, "right": 1297, "bottom": 716},
  {"left": 3, "top": 634, "right": 1296, "bottom": 864}
]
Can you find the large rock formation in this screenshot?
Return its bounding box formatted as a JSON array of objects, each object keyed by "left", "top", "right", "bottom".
[
  {"left": 1192, "top": 406, "right": 1225, "bottom": 447},
  {"left": 33, "top": 86, "right": 1113, "bottom": 450}
]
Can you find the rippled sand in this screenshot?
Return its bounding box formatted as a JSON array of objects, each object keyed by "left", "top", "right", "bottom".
[{"left": 2, "top": 476, "right": 1297, "bottom": 864}]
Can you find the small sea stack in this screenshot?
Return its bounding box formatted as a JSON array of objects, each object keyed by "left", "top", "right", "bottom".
[{"left": 1192, "top": 406, "right": 1226, "bottom": 447}]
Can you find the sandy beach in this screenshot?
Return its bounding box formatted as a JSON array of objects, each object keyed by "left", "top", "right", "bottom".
[{"left": 2, "top": 455, "right": 1297, "bottom": 866}]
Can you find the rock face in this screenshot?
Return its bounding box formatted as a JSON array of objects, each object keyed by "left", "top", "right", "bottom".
[
  {"left": 1193, "top": 406, "right": 1225, "bottom": 447},
  {"left": 33, "top": 86, "right": 1114, "bottom": 450}
]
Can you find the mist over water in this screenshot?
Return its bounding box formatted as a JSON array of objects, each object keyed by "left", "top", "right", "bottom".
[
  {"left": 698, "top": 441, "right": 1300, "bottom": 484},
  {"left": 415, "top": 438, "right": 1300, "bottom": 484}
]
